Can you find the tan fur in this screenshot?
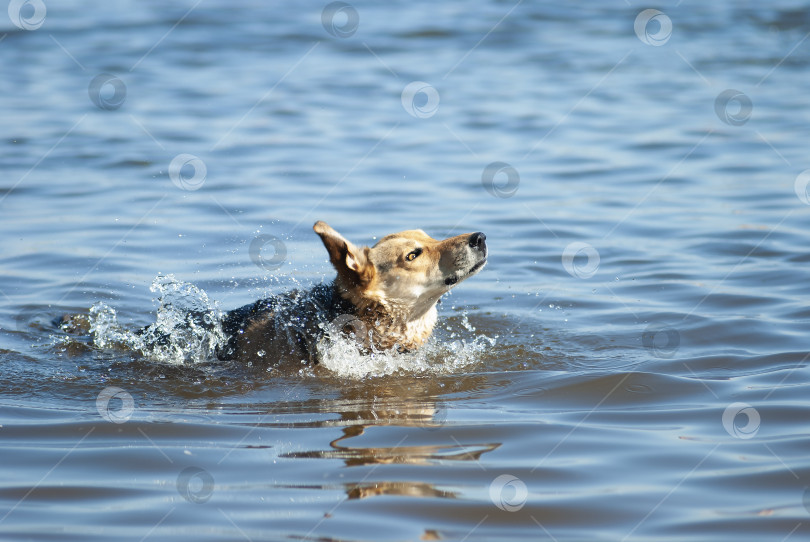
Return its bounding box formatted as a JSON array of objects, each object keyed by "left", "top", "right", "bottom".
[
  {"left": 60, "top": 222, "right": 487, "bottom": 365},
  {"left": 313, "top": 221, "right": 487, "bottom": 352},
  {"left": 215, "top": 222, "right": 487, "bottom": 364}
]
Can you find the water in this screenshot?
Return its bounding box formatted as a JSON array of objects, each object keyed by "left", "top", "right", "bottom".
[{"left": 3, "top": 0, "right": 810, "bottom": 539}]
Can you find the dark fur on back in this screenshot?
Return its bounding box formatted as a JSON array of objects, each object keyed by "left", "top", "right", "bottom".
[{"left": 215, "top": 283, "right": 356, "bottom": 364}]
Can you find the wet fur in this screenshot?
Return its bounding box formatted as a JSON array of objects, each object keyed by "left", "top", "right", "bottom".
[{"left": 216, "top": 221, "right": 487, "bottom": 364}]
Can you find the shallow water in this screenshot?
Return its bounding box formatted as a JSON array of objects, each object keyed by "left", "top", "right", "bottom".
[{"left": 3, "top": 1, "right": 810, "bottom": 540}]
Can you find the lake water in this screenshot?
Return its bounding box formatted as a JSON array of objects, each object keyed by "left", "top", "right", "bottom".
[{"left": 2, "top": 0, "right": 810, "bottom": 540}]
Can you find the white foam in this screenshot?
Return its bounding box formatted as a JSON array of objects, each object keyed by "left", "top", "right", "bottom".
[
  {"left": 317, "top": 315, "right": 495, "bottom": 379},
  {"left": 85, "top": 274, "right": 494, "bottom": 376},
  {"left": 88, "top": 274, "right": 225, "bottom": 365}
]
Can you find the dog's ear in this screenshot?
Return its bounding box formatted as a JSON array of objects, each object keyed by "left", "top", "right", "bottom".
[{"left": 313, "top": 221, "right": 374, "bottom": 285}]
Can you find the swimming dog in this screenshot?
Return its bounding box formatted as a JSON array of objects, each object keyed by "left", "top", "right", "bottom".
[
  {"left": 215, "top": 221, "right": 487, "bottom": 364},
  {"left": 58, "top": 221, "right": 487, "bottom": 365}
]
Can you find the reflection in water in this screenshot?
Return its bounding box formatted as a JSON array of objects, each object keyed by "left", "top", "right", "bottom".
[
  {"left": 280, "top": 375, "right": 500, "bottom": 500},
  {"left": 283, "top": 426, "right": 499, "bottom": 468},
  {"left": 346, "top": 481, "right": 457, "bottom": 501}
]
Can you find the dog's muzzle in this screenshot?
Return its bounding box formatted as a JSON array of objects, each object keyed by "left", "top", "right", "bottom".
[{"left": 444, "top": 232, "right": 488, "bottom": 286}]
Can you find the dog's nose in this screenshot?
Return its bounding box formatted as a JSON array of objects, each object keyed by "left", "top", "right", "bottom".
[{"left": 469, "top": 232, "right": 486, "bottom": 252}]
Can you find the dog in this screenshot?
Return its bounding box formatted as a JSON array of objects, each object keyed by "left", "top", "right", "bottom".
[
  {"left": 58, "top": 221, "right": 487, "bottom": 365},
  {"left": 215, "top": 221, "right": 487, "bottom": 364}
]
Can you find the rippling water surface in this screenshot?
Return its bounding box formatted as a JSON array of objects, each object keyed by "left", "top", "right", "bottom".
[{"left": 3, "top": 1, "right": 810, "bottom": 540}]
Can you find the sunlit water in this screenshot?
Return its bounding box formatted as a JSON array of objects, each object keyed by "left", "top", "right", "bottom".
[{"left": 3, "top": 1, "right": 810, "bottom": 540}]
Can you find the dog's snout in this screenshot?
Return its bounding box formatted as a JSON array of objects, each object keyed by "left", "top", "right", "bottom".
[{"left": 469, "top": 232, "right": 486, "bottom": 252}]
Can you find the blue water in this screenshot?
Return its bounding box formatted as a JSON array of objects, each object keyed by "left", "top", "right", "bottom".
[{"left": 3, "top": 1, "right": 810, "bottom": 540}]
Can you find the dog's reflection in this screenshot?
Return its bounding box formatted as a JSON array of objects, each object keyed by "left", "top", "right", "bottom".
[{"left": 281, "top": 373, "right": 500, "bottom": 500}]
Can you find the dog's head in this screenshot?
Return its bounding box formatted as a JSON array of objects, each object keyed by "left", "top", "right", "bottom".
[{"left": 314, "top": 221, "right": 487, "bottom": 319}]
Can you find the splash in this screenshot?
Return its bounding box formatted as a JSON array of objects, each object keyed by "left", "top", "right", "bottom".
[
  {"left": 88, "top": 275, "right": 225, "bottom": 365},
  {"left": 85, "top": 275, "right": 493, "bottom": 376},
  {"left": 317, "top": 313, "right": 495, "bottom": 379}
]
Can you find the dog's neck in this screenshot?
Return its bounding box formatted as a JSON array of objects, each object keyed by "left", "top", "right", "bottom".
[{"left": 330, "top": 280, "right": 438, "bottom": 351}]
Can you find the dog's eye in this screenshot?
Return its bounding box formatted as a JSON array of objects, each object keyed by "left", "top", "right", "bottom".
[{"left": 405, "top": 248, "right": 422, "bottom": 262}]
